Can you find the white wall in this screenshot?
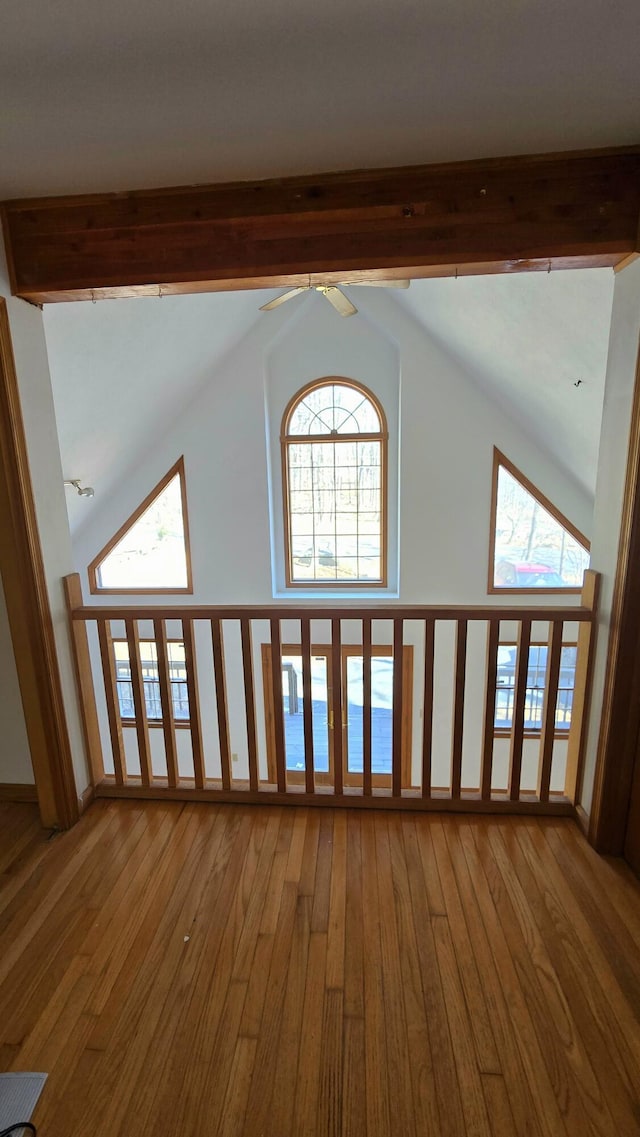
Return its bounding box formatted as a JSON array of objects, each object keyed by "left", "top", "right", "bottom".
[
  {"left": 580, "top": 258, "right": 640, "bottom": 815},
  {"left": 0, "top": 244, "right": 90, "bottom": 796},
  {"left": 0, "top": 576, "right": 33, "bottom": 784},
  {"left": 74, "top": 289, "right": 593, "bottom": 606}
]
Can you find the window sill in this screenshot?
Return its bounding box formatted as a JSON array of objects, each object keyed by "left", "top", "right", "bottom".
[{"left": 272, "top": 589, "right": 400, "bottom": 601}]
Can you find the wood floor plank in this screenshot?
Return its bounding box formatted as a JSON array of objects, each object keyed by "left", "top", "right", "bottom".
[
  {"left": 343, "top": 812, "right": 364, "bottom": 1020},
  {"left": 501, "top": 821, "right": 640, "bottom": 1135},
  {"left": 243, "top": 880, "right": 299, "bottom": 1134},
  {"left": 432, "top": 914, "right": 493, "bottom": 1137},
  {"left": 360, "top": 812, "right": 391, "bottom": 1137},
  {"left": 268, "top": 896, "right": 312, "bottom": 1135},
  {"left": 443, "top": 819, "right": 544, "bottom": 1137},
  {"left": 472, "top": 821, "right": 603, "bottom": 1136},
  {"left": 373, "top": 815, "right": 417, "bottom": 1137},
  {"left": 292, "top": 930, "right": 327, "bottom": 1136},
  {"left": 387, "top": 814, "right": 441, "bottom": 1136},
  {"left": 317, "top": 987, "right": 344, "bottom": 1137},
  {"left": 543, "top": 820, "right": 640, "bottom": 1012},
  {"left": 516, "top": 821, "right": 640, "bottom": 1100},
  {"left": 457, "top": 822, "right": 570, "bottom": 1137},
  {"left": 0, "top": 802, "right": 638, "bottom": 1137},
  {"left": 481, "top": 1073, "right": 518, "bottom": 1137},
  {"left": 430, "top": 818, "right": 501, "bottom": 1075},
  {"left": 402, "top": 819, "right": 467, "bottom": 1137},
  {"left": 216, "top": 1035, "right": 257, "bottom": 1137},
  {"left": 137, "top": 812, "right": 259, "bottom": 1137},
  {"left": 326, "top": 810, "right": 347, "bottom": 992},
  {"left": 341, "top": 1015, "right": 366, "bottom": 1137}
]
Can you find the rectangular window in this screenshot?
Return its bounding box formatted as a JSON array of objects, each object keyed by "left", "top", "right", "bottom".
[
  {"left": 494, "top": 642, "right": 576, "bottom": 734},
  {"left": 113, "top": 639, "right": 190, "bottom": 722}
]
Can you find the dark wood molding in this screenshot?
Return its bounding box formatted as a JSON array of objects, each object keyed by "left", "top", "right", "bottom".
[
  {"left": 589, "top": 341, "right": 640, "bottom": 854},
  {"left": 0, "top": 783, "right": 38, "bottom": 803},
  {"left": 2, "top": 146, "right": 640, "bottom": 303},
  {"left": 0, "top": 299, "right": 79, "bottom": 829},
  {"left": 78, "top": 783, "right": 95, "bottom": 814}
]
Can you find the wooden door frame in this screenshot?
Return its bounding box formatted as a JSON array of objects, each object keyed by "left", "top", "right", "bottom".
[
  {"left": 588, "top": 341, "right": 640, "bottom": 853},
  {"left": 0, "top": 299, "right": 79, "bottom": 829},
  {"left": 262, "top": 642, "right": 413, "bottom": 789}
]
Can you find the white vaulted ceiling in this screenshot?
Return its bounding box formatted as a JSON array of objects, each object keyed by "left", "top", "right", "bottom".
[
  {"left": 44, "top": 270, "right": 614, "bottom": 533},
  {"left": 1, "top": 0, "right": 639, "bottom": 198}
]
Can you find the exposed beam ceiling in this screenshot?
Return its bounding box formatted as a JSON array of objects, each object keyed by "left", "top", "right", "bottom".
[{"left": 3, "top": 148, "right": 640, "bottom": 304}]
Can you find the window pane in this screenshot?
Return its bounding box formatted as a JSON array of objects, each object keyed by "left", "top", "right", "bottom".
[
  {"left": 287, "top": 383, "right": 381, "bottom": 437},
  {"left": 285, "top": 382, "right": 385, "bottom": 584},
  {"left": 495, "top": 642, "right": 576, "bottom": 732},
  {"left": 493, "top": 465, "right": 590, "bottom": 589},
  {"left": 114, "top": 639, "right": 189, "bottom": 721},
  {"left": 96, "top": 473, "right": 189, "bottom": 590},
  {"left": 345, "top": 655, "right": 392, "bottom": 774},
  {"left": 281, "top": 655, "right": 331, "bottom": 773}
]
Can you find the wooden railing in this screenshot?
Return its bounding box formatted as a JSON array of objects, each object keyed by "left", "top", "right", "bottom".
[{"left": 65, "top": 571, "right": 599, "bottom": 815}]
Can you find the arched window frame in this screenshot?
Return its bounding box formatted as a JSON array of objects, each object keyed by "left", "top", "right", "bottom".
[{"left": 281, "top": 377, "right": 388, "bottom": 588}]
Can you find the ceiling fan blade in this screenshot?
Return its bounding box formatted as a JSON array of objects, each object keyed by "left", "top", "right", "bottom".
[
  {"left": 321, "top": 286, "right": 357, "bottom": 317},
  {"left": 259, "top": 286, "right": 309, "bottom": 312},
  {"left": 346, "top": 279, "right": 410, "bottom": 289}
]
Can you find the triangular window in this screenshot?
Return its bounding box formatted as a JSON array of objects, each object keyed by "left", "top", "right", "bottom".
[
  {"left": 89, "top": 458, "right": 192, "bottom": 593},
  {"left": 489, "top": 449, "right": 590, "bottom": 593}
]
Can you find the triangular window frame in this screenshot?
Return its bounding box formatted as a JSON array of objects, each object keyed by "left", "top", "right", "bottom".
[
  {"left": 488, "top": 448, "right": 590, "bottom": 595},
  {"left": 88, "top": 457, "right": 193, "bottom": 594}
]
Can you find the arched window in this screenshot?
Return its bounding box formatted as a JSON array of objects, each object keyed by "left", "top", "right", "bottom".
[{"left": 282, "top": 378, "right": 387, "bottom": 586}]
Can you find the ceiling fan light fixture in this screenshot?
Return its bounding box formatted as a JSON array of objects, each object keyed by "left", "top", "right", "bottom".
[{"left": 259, "top": 277, "right": 409, "bottom": 317}]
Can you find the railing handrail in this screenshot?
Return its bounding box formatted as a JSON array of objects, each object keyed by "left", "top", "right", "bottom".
[{"left": 71, "top": 601, "right": 595, "bottom": 622}]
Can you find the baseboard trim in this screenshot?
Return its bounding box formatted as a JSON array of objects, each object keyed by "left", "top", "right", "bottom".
[
  {"left": 0, "top": 783, "right": 38, "bottom": 803},
  {"left": 78, "top": 784, "right": 95, "bottom": 815},
  {"left": 574, "top": 802, "right": 590, "bottom": 837}
]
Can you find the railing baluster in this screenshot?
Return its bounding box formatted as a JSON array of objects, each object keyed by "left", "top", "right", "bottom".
[
  {"left": 154, "top": 618, "right": 178, "bottom": 788},
  {"left": 538, "top": 620, "right": 563, "bottom": 802},
  {"left": 451, "top": 619, "right": 468, "bottom": 799},
  {"left": 301, "top": 618, "right": 315, "bottom": 794},
  {"left": 97, "top": 618, "right": 126, "bottom": 785},
  {"left": 392, "top": 618, "right": 404, "bottom": 798},
  {"left": 211, "top": 618, "right": 232, "bottom": 791},
  {"left": 240, "top": 618, "right": 259, "bottom": 792},
  {"left": 126, "top": 617, "right": 152, "bottom": 787},
  {"left": 481, "top": 618, "right": 500, "bottom": 800},
  {"left": 421, "top": 618, "right": 435, "bottom": 798},
  {"left": 182, "top": 619, "right": 205, "bottom": 789},
  {"left": 509, "top": 618, "right": 531, "bottom": 800},
  {"left": 331, "top": 618, "right": 344, "bottom": 796},
  {"left": 270, "top": 618, "right": 287, "bottom": 792},
  {"left": 362, "top": 618, "right": 373, "bottom": 796}
]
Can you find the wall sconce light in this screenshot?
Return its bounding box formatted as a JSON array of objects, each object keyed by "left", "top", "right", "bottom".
[{"left": 64, "top": 479, "right": 95, "bottom": 498}]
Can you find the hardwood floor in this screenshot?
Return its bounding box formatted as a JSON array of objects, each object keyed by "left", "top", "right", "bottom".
[{"left": 1, "top": 800, "right": 639, "bottom": 1136}]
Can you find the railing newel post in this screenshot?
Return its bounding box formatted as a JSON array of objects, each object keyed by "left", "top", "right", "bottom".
[{"left": 64, "top": 573, "right": 105, "bottom": 788}]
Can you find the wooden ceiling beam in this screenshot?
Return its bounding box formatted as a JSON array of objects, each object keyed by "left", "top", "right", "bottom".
[{"left": 2, "top": 147, "right": 640, "bottom": 303}]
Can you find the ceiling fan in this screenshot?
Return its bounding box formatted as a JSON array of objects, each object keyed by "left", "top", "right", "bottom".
[{"left": 259, "top": 278, "right": 410, "bottom": 318}]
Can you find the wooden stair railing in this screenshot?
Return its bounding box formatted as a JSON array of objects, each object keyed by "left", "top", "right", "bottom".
[{"left": 65, "top": 571, "right": 599, "bottom": 815}]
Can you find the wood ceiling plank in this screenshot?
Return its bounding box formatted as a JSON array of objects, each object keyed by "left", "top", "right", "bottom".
[{"left": 3, "top": 147, "right": 640, "bottom": 302}]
